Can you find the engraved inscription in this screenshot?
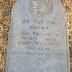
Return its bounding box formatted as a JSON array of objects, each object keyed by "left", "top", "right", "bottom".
[{"left": 6, "top": 0, "right": 69, "bottom": 72}]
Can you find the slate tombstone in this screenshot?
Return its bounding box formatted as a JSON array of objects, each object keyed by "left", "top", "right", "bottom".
[{"left": 6, "top": 0, "right": 70, "bottom": 72}]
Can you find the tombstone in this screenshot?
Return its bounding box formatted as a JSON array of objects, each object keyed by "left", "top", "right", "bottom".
[{"left": 6, "top": 0, "right": 70, "bottom": 72}]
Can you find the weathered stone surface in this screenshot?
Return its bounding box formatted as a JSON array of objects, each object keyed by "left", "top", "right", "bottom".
[{"left": 6, "top": 0, "right": 70, "bottom": 72}]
